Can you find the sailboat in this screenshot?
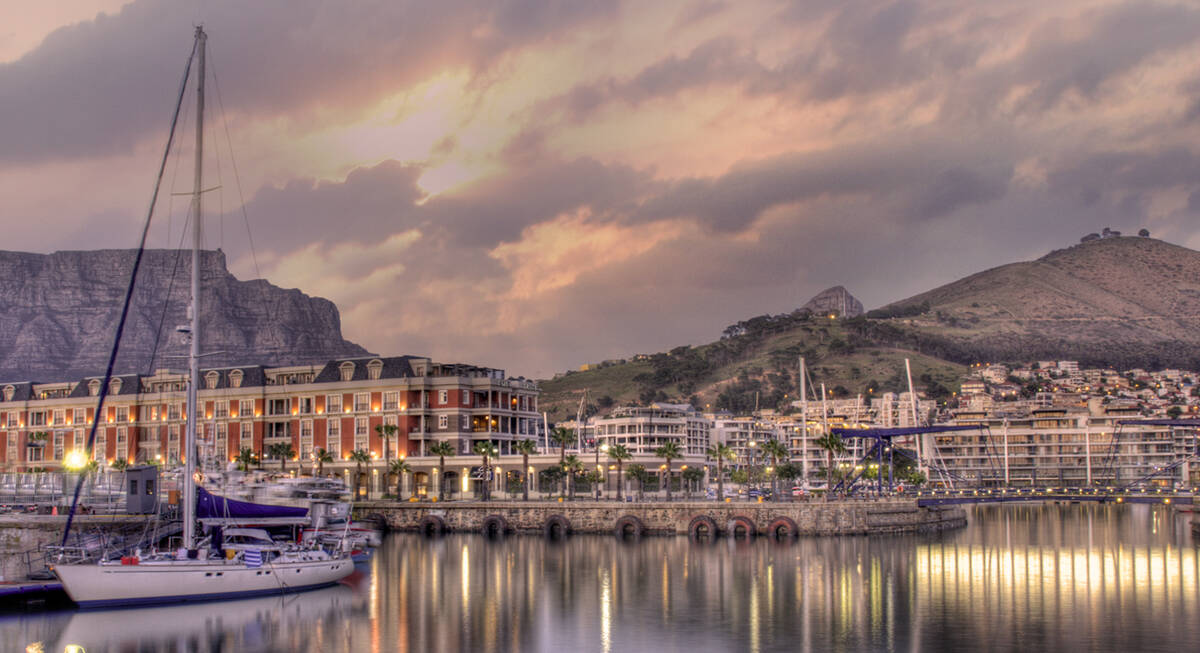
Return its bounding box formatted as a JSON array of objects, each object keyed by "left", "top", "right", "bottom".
[{"left": 51, "top": 26, "right": 354, "bottom": 608}]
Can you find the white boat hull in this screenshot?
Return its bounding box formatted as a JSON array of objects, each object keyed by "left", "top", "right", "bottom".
[{"left": 53, "top": 555, "right": 354, "bottom": 608}]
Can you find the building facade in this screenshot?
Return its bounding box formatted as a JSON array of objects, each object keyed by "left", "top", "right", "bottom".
[{"left": 0, "top": 355, "right": 540, "bottom": 473}]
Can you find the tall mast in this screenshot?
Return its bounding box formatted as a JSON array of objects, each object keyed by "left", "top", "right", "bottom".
[
  {"left": 799, "top": 356, "right": 807, "bottom": 483},
  {"left": 183, "top": 26, "right": 206, "bottom": 550}
]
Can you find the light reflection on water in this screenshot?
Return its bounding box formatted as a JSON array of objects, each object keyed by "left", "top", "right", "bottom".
[{"left": 7, "top": 503, "right": 1199, "bottom": 652}]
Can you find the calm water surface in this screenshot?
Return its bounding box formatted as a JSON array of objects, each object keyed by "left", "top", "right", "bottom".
[{"left": 7, "top": 503, "right": 1199, "bottom": 652}]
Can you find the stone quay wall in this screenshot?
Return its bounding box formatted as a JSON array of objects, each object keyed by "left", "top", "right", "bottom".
[
  {"left": 355, "top": 499, "right": 966, "bottom": 538},
  {"left": 0, "top": 514, "right": 150, "bottom": 581}
]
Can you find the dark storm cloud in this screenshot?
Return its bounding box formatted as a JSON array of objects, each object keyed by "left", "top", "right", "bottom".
[
  {"left": 0, "top": 0, "right": 617, "bottom": 164},
  {"left": 232, "top": 160, "right": 426, "bottom": 255},
  {"left": 634, "top": 137, "right": 1015, "bottom": 231},
  {"left": 1048, "top": 148, "right": 1200, "bottom": 199}
]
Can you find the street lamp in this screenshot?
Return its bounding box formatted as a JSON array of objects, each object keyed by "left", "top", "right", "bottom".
[{"left": 596, "top": 443, "right": 609, "bottom": 499}]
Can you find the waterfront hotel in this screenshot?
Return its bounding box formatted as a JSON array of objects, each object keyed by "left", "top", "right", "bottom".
[{"left": 0, "top": 355, "right": 540, "bottom": 475}]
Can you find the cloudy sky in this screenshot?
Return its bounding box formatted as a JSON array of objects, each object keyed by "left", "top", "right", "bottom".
[{"left": 4, "top": 1, "right": 1200, "bottom": 379}]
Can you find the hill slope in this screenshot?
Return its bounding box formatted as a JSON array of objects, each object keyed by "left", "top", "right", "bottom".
[{"left": 869, "top": 237, "right": 1200, "bottom": 369}]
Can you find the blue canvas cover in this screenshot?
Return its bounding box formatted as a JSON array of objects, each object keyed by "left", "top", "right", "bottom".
[{"left": 196, "top": 486, "right": 309, "bottom": 519}]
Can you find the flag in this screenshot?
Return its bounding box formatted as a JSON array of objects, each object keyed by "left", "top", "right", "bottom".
[{"left": 244, "top": 549, "right": 262, "bottom": 568}]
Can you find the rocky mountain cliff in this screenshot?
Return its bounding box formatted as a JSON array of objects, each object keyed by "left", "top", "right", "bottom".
[
  {"left": 0, "top": 249, "right": 369, "bottom": 382},
  {"left": 864, "top": 236, "right": 1200, "bottom": 369},
  {"left": 802, "top": 286, "right": 863, "bottom": 317}
]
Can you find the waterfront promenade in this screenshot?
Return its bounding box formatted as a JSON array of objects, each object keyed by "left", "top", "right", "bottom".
[{"left": 354, "top": 497, "right": 966, "bottom": 537}]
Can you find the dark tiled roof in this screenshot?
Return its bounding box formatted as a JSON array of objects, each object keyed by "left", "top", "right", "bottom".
[
  {"left": 0, "top": 382, "right": 34, "bottom": 403},
  {"left": 313, "top": 356, "right": 421, "bottom": 383}
]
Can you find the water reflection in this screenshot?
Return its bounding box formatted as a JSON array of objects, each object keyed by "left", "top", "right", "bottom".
[{"left": 8, "top": 504, "right": 1198, "bottom": 652}]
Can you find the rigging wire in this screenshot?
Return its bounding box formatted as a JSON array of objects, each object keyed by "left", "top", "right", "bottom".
[{"left": 62, "top": 37, "right": 198, "bottom": 547}]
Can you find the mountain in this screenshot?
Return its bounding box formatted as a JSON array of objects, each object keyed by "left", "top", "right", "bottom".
[
  {"left": 802, "top": 286, "right": 863, "bottom": 317},
  {"left": 0, "top": 249, "right": 369, "bottom": 382},
  {"left": 538, "top": 236, "right": 1200, "bottom": 419},
  {"left": 864, "top": 236, "right": 1200, "bottom": 370}
]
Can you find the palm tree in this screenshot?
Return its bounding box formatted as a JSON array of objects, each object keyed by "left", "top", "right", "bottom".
[
  {"left": 550, "top": 426, "right": 574, "bottom": 498},
  {"left": 389, "top": 459, "right": 412, "bottom": 500},
  {"left": 235, "top": 447, "right": 258, "bottom": 472},
  {"left": 759, "top": 439, "right": 789, "bottom": 501},
  {"left": 110, "top": 458, "right": 129, "bottom": 472},
  {"left": 563, "top": 454, "right": 583, "bottom": 500},
  {"left": 314, "top": 448, "right": 333, "bottom": 477},
  {"left": 814, "top": 432, "right": 847, "bottom": 500},
  {"left": 654, "top": 441, "right": 682, "bottom": 502},
  {"left": 776, "top": 462, "right": 802, "bottom": 499},
  {"left": 682, "top": 467, "right": 705, "bottom": 499},
  {"left": 267, "top": 442, "right": 295, "bottom": 473},
  {"left": 473, "top": 441, "right": 498, "bottom": 501},
  {"left": 627, "top": 463, "right": 649, "bottom": 502},
  {"left": 513, "top": 439, "right": 537, "bottom": 501},
  {"left": 706, "top": 443, "right": 735, "bottom": 502},
  {"left": 428, "top": 441, "right": 456, "bottom": 502},
  {"left": 606, "top": 444, "right": 632, "bottom": 502},
  {"left": 349, "top": 449, "right": 372, "bottom": 499},
  {"left": 375, "top": 423, "right": 399, "bottom": 466}
]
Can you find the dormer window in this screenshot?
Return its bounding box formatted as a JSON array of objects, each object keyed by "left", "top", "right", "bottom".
[
  {"left": 205, "top": 371, "right": 220, "bottom": 390},
  {"left": 339, "top": 362, "right": 355, "bottom": 382},
  {"left": 88, "top": 380, "right": 100, "bottom": 397},
  {"left": 229, "top": 370, "right": 244, "bottom": 389},
  {"left": 2, "top": 385, "right": 13, "bottom": 402},
  {"left": 367, "top": 360, "right": 382, "bottom": 380},
  {"left": 109, "top": 378, "right": 123, "bottom": 395}
]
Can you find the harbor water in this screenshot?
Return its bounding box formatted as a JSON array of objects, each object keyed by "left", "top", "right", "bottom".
[{"left": 5, "top": 503, "right": 1199, "bottom": 652}]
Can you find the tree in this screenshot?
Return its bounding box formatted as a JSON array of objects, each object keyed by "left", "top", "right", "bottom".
[
  {"left": 513, "top": 439, "right": 538, "bottom": 501},
  {"left": 389, "top": 459, "right": 412, "bottom": 500},
  {"left": 473, "top": 441, "right": 498, "bottom": 501},
  {"left": 550, "top": 426, "right": 574, "bottom": 498},
  {"left": 706, "top": 443, "right": 735, "bottom": 501},
  {"left": 314, "top": 448, "right": 333, "bottom": 477},
  {"left": 627, "top": 464, "right": 649, "bottom": 502},
  {"left": 540, "top": 467, "right": 565, "bottom": 499},
  {"left": 267, "top": 442, "right": 295, "bottom": 473},
  {"left": 682, "top": 467, "right": 705, "bottom": 499},
  {"left": 775, "top": 462, "right": 802, "bottom": 497},
  {"left": 654, "top": 441, "right": 682, "bottom": 502},
  {"left": 1167, "top": 405, "right": 1183, "bottom": 419},
  {"left": 428, "top": 441, "right": 456, "bottom": 502},
  {"left": 563, "top": 454, "right": 584, "bottom": 500},
  {"left": 235, "top": 447, "right": 258, "bottom": 472},
  {"left": 585, "top": 469, "right": 604, "bottom": 496},
  {"left": 759, "top": 439, "right": 789, "bottom": 501},
  {"left": 814, "top": 432, "right": 847, "bottom": 500},
  {"left": 607, "top": 444, "right": 632, "bottom": 502},
  {"left": 349, "top": 449, "right": 372, "bottom": 498},
  {"left": 375, "top": 423, "right": 399, "bottom": 467},
  {"left": 110, "top": 458, "right": 129, "bottom": 472}
]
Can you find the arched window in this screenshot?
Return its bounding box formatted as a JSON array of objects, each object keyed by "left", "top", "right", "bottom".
[
  {"left": 367, "top": 360, "right": 383, "bottom": 380},
  {"left": 339, "top": 362, "right": 355, "bottom": 382},
  {"left": 109, "top": 378, "right": 123, "bottom": 395},
  {"left": 2, "top": 385, "right": 13, "bottom": 402},
  {"left": 88, "top": 379, "right": 101, "bottom": 397},
  {"left": 229, "top": 370, "right": 244, "bottom": 389},
  {"left": 205, "top": 371, "right": 220, "bottom": 389}
]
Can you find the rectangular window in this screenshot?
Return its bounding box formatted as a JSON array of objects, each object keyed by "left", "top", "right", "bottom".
[
  {"left": 354, "top": 393, "right": 369, "bottom": 412},
  {"left": 169, "top": 425, "right": 180, "bottom": 441},
  {"left": 298, "top": 396, "right": 314, "bottom": 414},
  {"left": 216, "top": 423, "right": 227, "bottom": 460},
  {"left": 53, "top": 432, "right": 64, "bottom": 460},
  {"left": 116, "top": 406, "right": 129, "bottom": 423},
  {"left": 73, "top": 408, "right": 86, "bottom": 425},
  {"left": 267, "top": 398, "right": 289, "bottom": 416},
  {"left": 116, "top": 427, "right": 127, "bottom": 460},
  {"left": 73, "top": 429, "right": 84, "bottom": 451},
  {"left": 326, "top": 394, "right": 342, "bottom": 414},
  {"left": 383, "top": 392, "right": 398, "bottom": 411},
  {"left": 6, "top": 413, "right": 16, "bottom": 428},
  {"left": 29, "top": 411, "right": 46, "bottom": 427},
  {"left": 53, "top": 409, "right": 65, "bottom": 426},
  {"left": 214, "top": 400, "right": 229, "bottom": 419},
  {"left": 327, "top": 418, "right": 342, "bottom": 457},
  {"left": 94, "top": 436, "right": 105, "bottom": 463},
  {"left": 168, "top": 404, "right": 181, "bottom": 420},
  {"left": 353, "top": 417, "right": 369, "bottom": 452},
  {"left": 438, "top": 414, "right": 449, "bottom": 429},
  {"left": 240, "top": 423, "right": 254, "bottom": 451},
  {"left": 300, "top": 419, "right": 313, "bottom": 460},
  {"left": 439, "top": 390, "right": 448, "bottom": 405},
  {"left": 150, "top": 405, "right": 160, "bottom": 421},
  {"left": 240, "top": 400, "right": 255, "bottom": 418}
]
